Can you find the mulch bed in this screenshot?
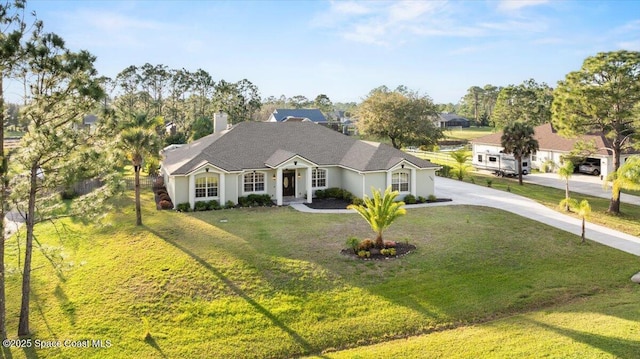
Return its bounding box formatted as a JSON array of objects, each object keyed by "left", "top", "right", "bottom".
[
  {"left": 304, "top": 197, "right": 453, "bottom": 210},
  {"left": 340, "top": 242, "right": 417, "bottom": 260}
]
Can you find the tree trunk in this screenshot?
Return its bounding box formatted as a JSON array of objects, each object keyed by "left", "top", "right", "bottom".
[
  {"left": 607, "top": 146, "right": 621, "bottom": 214},
  {"left": 18, "top": 165, "right": 38, "bottom": 336},
  {"left": 135, "top": 165, "right": 142, "bottom": 226},
  {"left": 390, "top": 137, "right": 399, "bottom": 149},
  {"left": 565, "top": 179, "right": 570, "bottom": 212},
  {"left": 375, "top": 233, "right": 384, "bottom": 249},
  {"left": 581, "top": 217, "right": 586, "bottom": 244},
  {"left": 517, "top": 156, "right": 523, "bottom": 185},
  {"left": 0, "top": 75, "right": 6, "bottom": 340}
]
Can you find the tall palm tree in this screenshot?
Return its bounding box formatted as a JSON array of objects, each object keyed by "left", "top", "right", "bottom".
[
  {"left": 501, "top": 121, "right": 539, "bottom": 185},
  {"left": 118, "top": 113, "right": 161, "bottom": 225},
  {"left": 558, "top": 160, "right": 574, "bottom": 211},
  {"left": 347, "top": 186, "right": 407, "bottom": 249}
]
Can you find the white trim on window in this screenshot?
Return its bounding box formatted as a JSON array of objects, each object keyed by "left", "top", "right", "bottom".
[
  {"left": 391, "top": 171, "right": 410, "bottom": 193},
  {"left": 195, "top": 174, "right": 219, "bottom": 198},
  {"left": 311, "top": 168, "right": 327, "bottom": 188},
  {"left": 243, "top": 172, "right": 266, "bottom": 193}
]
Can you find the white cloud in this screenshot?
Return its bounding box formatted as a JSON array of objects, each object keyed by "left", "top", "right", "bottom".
[
  {"left": 497, "top": 0, "right": 549, "bottom": 12},
  {"left": 331, "top": 1, "right": 373, "bottom": 15},
  {"left": 617, "top": 40, "right": 640, "bottom": 51}
]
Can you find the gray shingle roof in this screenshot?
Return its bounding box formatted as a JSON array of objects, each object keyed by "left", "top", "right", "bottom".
[
  {"left": 272, "top": 109, "right": 327, "bottom": 123},
  {"left": 162, "top": 122, "right": 437, "bottom": 175}
]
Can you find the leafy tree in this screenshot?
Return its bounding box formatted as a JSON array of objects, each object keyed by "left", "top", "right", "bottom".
[
  {"left": 314, "top": 94, "right": 333, "bottom": 117},
  {"left": 501, "top": 122, "right": 539, "bottom": 185},
  {"left": 190, "top": 116, "right": 213, "bottom": 141},
  {"left": 213, "top": 79, "right": 261, "bottom": 124},
  {"left": 289, "top": 95, "right": 310, "bottom": 109},
  {"left": 357, "top": 86, "right": 442, "bottom": 149},
  {"left": 552, "top": 50, "right": 640, "bottom": 215},
  {"left": 347, "top": 186, "right": 406, "bottom": 249},
  {"left": 493, "top": 79, "right": 553, "bottom": 129},
  {"left": 457, "top": 84, "right": 501, "bottom": 126},
  {"left": 13, "top": 28, "right": 114, "bottom": 336},
  {"left": 0, "top": 0, "right": 30, "bottom": 340},
  {"left": 450, "top": 150, "right": 471, "bottom": 181},
  {"left": 558, "top": 160, "right": 574, "bottom": 211},
  {"left": 117, "top": 113, "right": 161, "bottom": 226}
]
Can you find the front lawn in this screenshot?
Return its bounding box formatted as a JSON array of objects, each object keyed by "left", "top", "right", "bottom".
[{"left": 2, "top": 190, "right": 638, "bottom": 358}]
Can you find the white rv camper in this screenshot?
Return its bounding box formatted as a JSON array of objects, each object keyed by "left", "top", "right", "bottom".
[{"left": 473, "top": 152, "right": 530, "bottom": 177}]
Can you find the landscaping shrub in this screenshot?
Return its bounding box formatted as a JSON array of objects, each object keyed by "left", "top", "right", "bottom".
[
  {"left": 176, "top": 202, "right": 191, "bottom": 212},
  {"left": 194, "top": 201, "right": 209, "bottom": 211},
  {"left": 207, "top": 200, "right": 221, "bottom": 210},
  {"left": 155, "top": 189, "right": 168, "bottom": 196},
  {"left": 145, "top": 158, "right": 160, "bottom": 177},
  {"left": 351, "top": 197, "right": 364, "bottom": 206},
  {"left": 346, "top": 236, "right": 360, "bottom": 254},
  {"left": 342, "top": 190, "right": 353, "bottom": 201},
  {"left": 427, "top": 194, "right": 437, "bottom": 202},
  {"left": 159, "top": 200, "right": 173, "bottom": 209},
  {"left": 381, "top": 248, "right": 397, "bottom": 256},
  {"left": 324, "top": 187, "right": 343, "bottom": 199},
  {"left": 417, "top": 196, "right": 427, "bottom": 203},
  {"left": 384, "top": 240, "right": 397, "bottom": 248},
  {"left": 486, "top": 179, "right": 493, "bottom": 187},
  {"left": 60, "top": 188, "right": 78, "bottom": 200},
  {"left": 153, "top": 176, "right": 164, "bottom": 189},
  {"left": 436, "top": 164, "right": 453, "bottom": 178},
  {"left": 404, "top": 194, "right": 417, "bottom": 204},
  {"left": 159, "top": 193, "right": 172, "bottom": 202},
  {"left": 358, "top": 238, "right": 375, "bottom": 251},
  {"left": 314, "top": 189, "right": 325, "bottom": 199},
  {"left": 357, "top": 250, "right": 371, "bottom": 258},
  {"left": 224, "top": 200, "right": 235, "bottom": 209}
]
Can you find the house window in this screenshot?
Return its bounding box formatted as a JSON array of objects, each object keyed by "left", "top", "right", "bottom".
[
  {"left": 391, "top": 172, "right": 409, "bottom": 192},
  {"left": 489, "top": 156, "right": 497, "bottom": 162},
  {"left": 477, "top": 155, "right": 483, "bottom": 162},
  {"left": 195, "top": 175, "right": 218, "bottom": 198},
  {"left": 312, "top": 169, "right": 327, "bottom": 188},
  {"left": 244, "top": 172, "right": 265, "bottom": 192}
]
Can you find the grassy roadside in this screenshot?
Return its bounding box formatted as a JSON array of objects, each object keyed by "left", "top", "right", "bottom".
[{"left": 3, "top": 189, "right": 638, "bottom": 358}]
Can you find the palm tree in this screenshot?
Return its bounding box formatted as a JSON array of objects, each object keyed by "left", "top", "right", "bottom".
[
  {"left": 575, "top": 200, "right": 591, "bottom": 244},
  {"left": 558, "top": 160, "right": 574, "bottom": 211},
  {"left": 611, "top": 156, "right": 640, "bottom": 206},
  {"left": 347, "top": 186, "right": 407, "bottom": 249},
  {"left": 118, "top": 113, "right": 161, "bottom": 225},
  {"left": 450, "top": 149, "right": 472, "bottom": 181},
  {"left": 501, "top": 121, "right": 539, "bottom": 185}
]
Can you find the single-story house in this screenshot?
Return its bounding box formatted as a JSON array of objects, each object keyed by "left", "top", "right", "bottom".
[
  {"left": 267, "top": 109, "right": 328, "bottom": 124},
  {"left": 161, "top": 118, "right": 439, "bottom": 209},
  {"left": 436, "top": 113, "right": 471, "bottom": 128},
  {"left": 471, "top": 123, "right": 638, "bottom": 179}
]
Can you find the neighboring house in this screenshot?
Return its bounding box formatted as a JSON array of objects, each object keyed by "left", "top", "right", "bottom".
[
  {"left": 165, "top": 122, "right": 177, "bottom": 136},
  {"left": 267, "top": 109, "right": 328, "bottom": 124},
  {"left": 161, "top": 118, "right": 439, "bottom": 209},
  {"left": 471, "top": 123, "right": 638, "bottom": 179},
  {"left": 437, "top": 113, "right": 471, "bottom": 128}
]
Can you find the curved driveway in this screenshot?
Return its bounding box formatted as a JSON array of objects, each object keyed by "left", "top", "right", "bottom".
[
  {"left": 293, "top": 177, "right": 640, "bottom": 256},
  {"left": 433, "top": 177, "right": 640, "bottom": 256}
]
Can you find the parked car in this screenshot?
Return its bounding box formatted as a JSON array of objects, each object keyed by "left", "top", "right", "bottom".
[{"left": 579, "top": 161, "right": 601, "bottom": 176}]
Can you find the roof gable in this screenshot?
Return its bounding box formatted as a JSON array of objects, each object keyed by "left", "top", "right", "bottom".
[
  {"left": 272, "top": 109, "right": 327, "bottom": 123},
  {"left": 162, "top": 122, "right": 438, "bottom": 175}
]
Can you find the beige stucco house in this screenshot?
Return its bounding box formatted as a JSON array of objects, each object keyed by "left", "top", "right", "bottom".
[{"left": 161, "top": 118, "right": 439, "bottom": 209}]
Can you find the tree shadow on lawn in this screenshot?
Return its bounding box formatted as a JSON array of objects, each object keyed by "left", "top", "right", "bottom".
[
  {"left": 144, "top": 225, "right": 325, "bottom": 358},
  {"left": 521, "top": 316, "right": 640, "bottom": 357}
]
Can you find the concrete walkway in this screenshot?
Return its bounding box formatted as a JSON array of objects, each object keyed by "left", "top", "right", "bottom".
[{"left": 291, "top": 177, "right": 640, "bottom": 256}]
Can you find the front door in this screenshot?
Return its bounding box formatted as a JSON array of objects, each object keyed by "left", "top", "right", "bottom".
[{"left": 282, "top": 170, "right": 295, "bottom": 196}]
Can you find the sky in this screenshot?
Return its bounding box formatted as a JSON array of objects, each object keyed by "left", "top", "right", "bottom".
[{"left": 5, "top": 0, "right": 640, "bottom": 105}]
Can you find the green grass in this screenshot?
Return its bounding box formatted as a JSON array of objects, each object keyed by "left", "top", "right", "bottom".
[
  {"left": 443, "top": 126, "right": 494, "bottom": 141},
  {"left": 309, "top": 288, "right": 640, "bottom": 358},
  {"left": 2, "top": 189, "right": 639, "bottom": 358}
]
